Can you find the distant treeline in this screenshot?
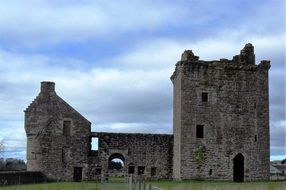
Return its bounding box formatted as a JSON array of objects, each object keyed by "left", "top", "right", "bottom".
[{"left": 0, "top": 158, "right": 26, "bottom": 171}]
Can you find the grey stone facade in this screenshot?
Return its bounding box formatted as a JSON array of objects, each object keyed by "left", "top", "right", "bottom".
[
  {"left": 25, "top": 43, "right": 270, "bottom": 182},
  {"left": 88, "top": 132, "right": 173, "bottom": 180},
  {"left": 25, "top": 82, "right": 173, "bottom": 181},
  {"left": 25, "top": 82, "right": 91, "bottom": 180},
  {"left": 171, "top": 43, "right": 270, "bottom": 181}
]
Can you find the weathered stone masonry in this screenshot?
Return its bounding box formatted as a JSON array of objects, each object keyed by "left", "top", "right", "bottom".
[
  {"left": 171, "top": 43, "right": 270, "bottom": 181},
  {"left": 25, "top": 82, "right": 91, "bottom": 180},
  {"left": 25, "top": 43, "right": 270, "bottom": 182},
  {"left": 88, "top": 132, "right": 173, "bottom": 180},
  {"left": 25, "top": 82, "right": 173, "bottom": 181}
]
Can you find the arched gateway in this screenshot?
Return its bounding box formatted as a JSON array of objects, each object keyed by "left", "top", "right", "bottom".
[
  {"left": 108, "top": 153, "right": 125, "bottom": 170},
  {"left": 233, "top": 153, "right": 244, "bottom": 182}
]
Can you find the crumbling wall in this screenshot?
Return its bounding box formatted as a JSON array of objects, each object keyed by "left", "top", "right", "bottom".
[
  {"left": 88, "top": 132, "right": 173, "bottom": 180},
  {"left": 25, "top": 82, "right": 91, "bottom": 181}
]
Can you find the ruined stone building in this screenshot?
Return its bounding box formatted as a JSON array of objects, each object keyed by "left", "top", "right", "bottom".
[
  {"left": 171, "top": 43, "right": 270, "bottom": 181},
  {"left": 25, "top": 44, "right": 270, "bottom": 182}
]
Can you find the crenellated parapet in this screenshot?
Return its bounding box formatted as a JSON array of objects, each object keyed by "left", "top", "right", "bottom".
[{"left": 171, "top": 43, "right": 270, "bottom": 83}]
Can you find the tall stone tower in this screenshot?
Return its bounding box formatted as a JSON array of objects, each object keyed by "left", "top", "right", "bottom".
[
  {"left": 25, "top": 82, "right": 91, "bottom": 181},
  {"left": 171, "top": 44, "right": 270, "bottom": 181}
]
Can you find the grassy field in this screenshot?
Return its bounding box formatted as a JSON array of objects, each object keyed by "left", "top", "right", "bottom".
[
  {"left": 0, "top": 180, "right": 285, "bottom": 190},
  {"left": 151, "top": 180, "right": 286, "bottom": 190},
  {"left": 0, "top": 182, "right": 100, "bottom": 190}
]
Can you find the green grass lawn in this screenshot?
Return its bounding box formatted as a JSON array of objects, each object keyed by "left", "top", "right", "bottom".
[
  {"left": 0, "top": 180, "right": 285, "bottom": 190},
  {"left": 0, "top": 182, "right": 101, "bottom": 190},
  {"left": 151, "top": 180, "right": 286, "bottom": 190}
]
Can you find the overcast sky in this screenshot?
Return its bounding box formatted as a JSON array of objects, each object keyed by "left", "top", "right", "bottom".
[{"left": 0, "top": 0, "right": 285, "bottom": 161}]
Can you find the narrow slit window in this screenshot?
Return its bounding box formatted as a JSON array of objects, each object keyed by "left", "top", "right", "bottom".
[
  {"left": 62, "top": 149, "right": 65, "bottom": 163},
  {"left": 196, "top": 125, "right": 204, "bottom": 138},
  {"left": 202, "top": 92, "right": 208, "bottom": 102},
  {"left": 254, "top": 135, "right": 257, "bottom": 142},
  {"left": 63, "top": 121, "right": 71, "bottom": 136}
]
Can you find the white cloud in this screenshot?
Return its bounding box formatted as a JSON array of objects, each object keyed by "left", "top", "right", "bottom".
[
  {"left": 0, "top": 0, "right": 187, "bottom": 47},
  {"left": 94, "top": 122, "right": 172, "bottom": 134},
  {"left": 1, "top": 0, "right": 283, "bottom": 49}
]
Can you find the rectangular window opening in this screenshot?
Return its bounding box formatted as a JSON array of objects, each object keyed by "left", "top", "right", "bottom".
[
  {"left": 202, "top": 92, "right": 208, "bottom": 102},
  {"left": 138, "top": 166, "right": 145, "bottom": 175},
  {"left": 95, "top": 167, "right": 102, "bottom": 175},
  {"left": 63, "top": 121, "right": 71, "bottom": 136},
  {"left": 128, "top": 165, "right": 135, "bottom": 174},
  {"left": 91, "top": 137, "right": 99, "bottom": 151},
  {"left": 151, "top": 167, "right": 157, "bottom": 176},
  {"left": 196, "top": 125, "right": 204, "bottom": 138},
  {"left": 31, "top": 152, "right": 36, "bottom": 160}
]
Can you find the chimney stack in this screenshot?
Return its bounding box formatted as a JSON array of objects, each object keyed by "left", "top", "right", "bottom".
[{"left": 41, "top": 81, "right": 55, "bottom": 94}]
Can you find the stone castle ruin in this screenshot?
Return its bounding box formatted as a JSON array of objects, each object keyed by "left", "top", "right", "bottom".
[{"left": 25, "top": 44, "right": 270, "bottom": 182}]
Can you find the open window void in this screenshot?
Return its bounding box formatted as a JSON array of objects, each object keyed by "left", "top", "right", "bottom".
[
  {"left": 196, "top": 125, "right": 204, "bottom": 138},
  {"left": 89, "top": 137, "right": 99, "bottom": 156},
  {"left": 91, "top": 137, "right": 99, "bottom": 151},
  {"left": 108, "top": 153, "right": 125, "bottom": 170}
]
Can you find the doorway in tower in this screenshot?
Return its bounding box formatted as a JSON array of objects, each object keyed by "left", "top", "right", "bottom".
[
  {"left": 73, "top": 167, "right": 83, "bottom": 182},
  {"left": 233, "top": 153, "right": 244, "bottom": 182}
]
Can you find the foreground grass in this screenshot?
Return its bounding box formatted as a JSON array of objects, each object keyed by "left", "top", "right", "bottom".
[
  {"left": 0, "top": 180, "right": 285, "bottom": 190},
  {"left": 0, "top": 182, "right": 101, "bottom": 190},
  {"left": 151, "top": 180, "right": 286, "bottom": 190}
]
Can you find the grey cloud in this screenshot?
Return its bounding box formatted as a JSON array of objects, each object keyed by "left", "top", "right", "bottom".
[
  {"left": 0, "top": 1, "right": 188, "bottom": 48},
  {"left": 270, "top": 120, "right": 286, "bottom": 158},
  {"left": 93, "top": 122, "right": 172, "bottom": 134},
  {"left": 270, "top": 146, "right": 285, "bottom": 157},
  {"left": 3, "top": 151, "right": 26, "bottom": 160},
  {"left": 57, "top": 79, "right": 173, "bottom": 124},
  {"left": 89, "top": 84, "right": 173, "bottom": 123},
  {"left": 0, "top": 0, "right": 283, "bottom": 50}
]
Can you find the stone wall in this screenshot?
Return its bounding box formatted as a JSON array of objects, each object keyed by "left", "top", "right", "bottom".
[
  {"left": 25, "top": 82, "right": 91, "bottom": 181},
  {"left": 88, "top": 132, "right": 173, "bottom": 180},
  {"left": 171, "top": 44, "right": 270, "bottom": 181},
  {"left": 25, "top": 82, "right": 173, "bottom": 181},
  {"left": 0, "top": 171, "right": 46, "bottom": 186}
]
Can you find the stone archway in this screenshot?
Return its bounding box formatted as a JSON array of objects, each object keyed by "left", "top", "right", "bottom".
[
  {"left": 108, "top": 153, "right": 125, "bottom": 170},
  {"left": 233, "top": 153, "right": 244, "bottom": 182}
]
